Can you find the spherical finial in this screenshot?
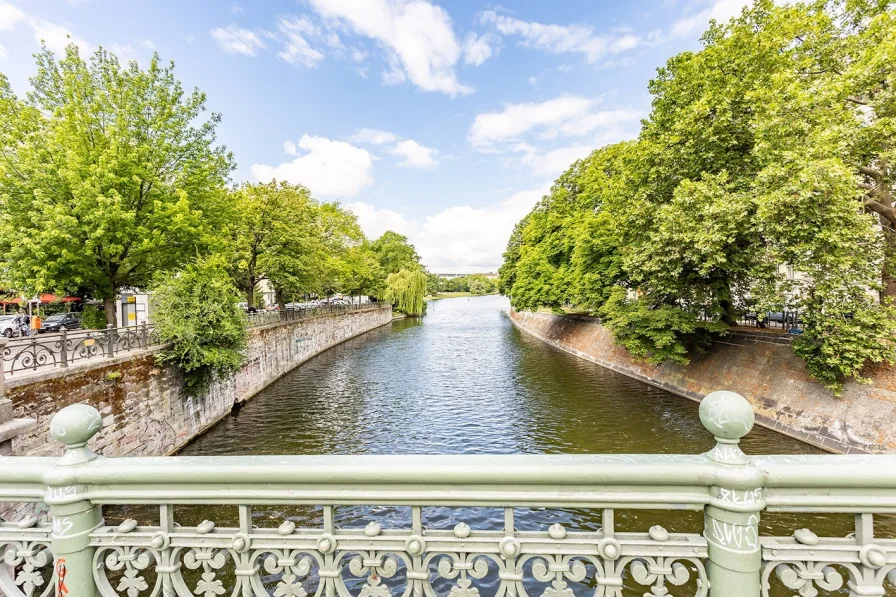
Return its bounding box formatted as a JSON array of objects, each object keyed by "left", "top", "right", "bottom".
[
  {"left": 699, "top": 391, "right": 754, "bottom": 441},
  {"left": 49, "top": 403, "right": 102, "bottom": 447}
]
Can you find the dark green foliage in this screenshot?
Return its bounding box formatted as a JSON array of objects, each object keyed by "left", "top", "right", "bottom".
[
  {"left": 152, "top": 257, "right": 248, "bottom": 394},
  {"left": 501, "top": 0, "right": 896, "bottom": 393}
]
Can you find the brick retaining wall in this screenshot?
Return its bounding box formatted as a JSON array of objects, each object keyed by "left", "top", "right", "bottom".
[{"left": 510, "top": 309, "right": 896, "bottom": 454}]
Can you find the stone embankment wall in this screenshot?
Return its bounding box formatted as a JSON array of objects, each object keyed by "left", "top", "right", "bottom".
[
  {"left": 7, "top": 306, "right": 392, "bottom": 457},
  {"left": 510, "top": 309, "right": 896, "bottom": 454}
]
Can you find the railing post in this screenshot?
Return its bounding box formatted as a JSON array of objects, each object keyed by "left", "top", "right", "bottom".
[
  {"left": 46, "top": 404, "right": 103, "bottom": 596},
  {"left": 105, "top": 324, "right": 115, "bottom": 358},
  {"left": 699, "top": 391, "right": 763, "bottom": 597},
  {"left": 60, "top": 329, "right": 68, "bottom": 368}
]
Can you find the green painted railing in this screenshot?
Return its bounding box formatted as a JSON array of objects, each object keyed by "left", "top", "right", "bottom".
[{"left": 0, "top": 391, "right": 894, "bottom": 597}]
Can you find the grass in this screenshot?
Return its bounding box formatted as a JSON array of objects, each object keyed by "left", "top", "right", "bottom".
[{"left": 426, "top": 292, "right": 474, "bottom": 300}]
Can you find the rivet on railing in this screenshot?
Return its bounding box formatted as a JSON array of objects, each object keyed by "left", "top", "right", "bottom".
[
  {"left": 405, "top": 535, "right": 426, "bottom": 556},
  {"left": 365, "top": 521, "right": 381, "bottom": 537},
  {"left": 499, "top": 536, "right": 520, "bottom": 558},
  {"left": 317, "top": 533, "right": 337, "bottom": 554},
  {"left": 278, "top": 521, "right": 296, "bottom": 536},
  {"left": 116, "top": 519, "right": 138, "bottom": 534},
  {"left": 196, "top": 520, "right": 215, "bottom": 534},
  {"left": 793, "top": 528, "right": 818, "bottom": 545},
  {"left": 150, "top": 532, "right": 169, "bottom": 550},
  {"left": 598, "top": 538, "right": 621, "bottom": 560},
  {"left": 453, "top": 522, "right": 471, "bottom": 538},
  {"left": 16, "top": 516, "right": 37, "bottom": 529},
  {"left": 648, "top": 525, "right": 669, "bottom": 542},
  {"left": 548, "top": 523, "right": 566, "bottom": 540}
]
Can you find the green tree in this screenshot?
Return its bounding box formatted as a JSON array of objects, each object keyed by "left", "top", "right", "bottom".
[
  {"left": 0, "top": 45, "right": 233, "bottom": 324},
  {"left": 370, "top": 231, "right": 421, "bottom": 275},
  {"left": 152, "top": 256, "right": 247, "bottom": 394},
  {"left": 227, "top": 181, "right": 317, "bottom": 309},
  {"left": 501, "top": 0, "right": 896, "bottom": 392},
  {"left": 384, "top": 269, "right": 427, "bottom": 316}
]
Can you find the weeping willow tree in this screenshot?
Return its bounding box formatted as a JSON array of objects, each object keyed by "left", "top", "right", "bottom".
[{"left": 384, "top": 269, "right": 427, "bottom": 316}]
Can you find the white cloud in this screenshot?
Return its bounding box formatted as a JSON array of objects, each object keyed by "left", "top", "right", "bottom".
[
  {"left": 416, "top": 184, "right": 549, "bottom": 272},
  {"left": 0, "top": 44, "right": 7, "bottom": 59},
  {"left": 516, "top": 143, "right": 593, "bottom": 177},
  {"left": 0, "top": 2, "right": 24, "bottom": 30},
  {"left": 468, "top": 95, "right": 641, "bottom": 150},
  {"left": 347, "top": 183, "right": 550, "bottom": 273},
  {"left": 670, "top": 0, "right": 750, "bottom": 39},
  {"left": 351, "top": 128, "right": 398, "bottom": 145},
  {"left": 351, "top": 128, "right": 439, "bottom": 169},
  {"left": 346, "top": 201, "right": 415, "bottom": 239},
  {"left": 139, "top": 38, "right": 155, "bottom": 50},
  {"left": 210, "top": 25, "right": 266, "bottom": 56},
  {"left": 31, "top": 19, "right": 90, "bottom": 55},
  {"left": 462, "top": 32, "right": 492, "bottom": 66},
  {"left": 307, "top": 0, "right": 472, "bottom": 96},
  {"left": 390, "top": 139, "right": 438, "bottom": 168},
  {"left": 283, "top": 140, "right": 297, "bottom": 156},
  {"left": 251, "top": 135, "right": 374, "bottom": 197},
  {"left": 277, "top": 15, "right": 325, "bottom": 67},
  {"left": 480, "top": 10, "right": 641, "bottom": 64}
]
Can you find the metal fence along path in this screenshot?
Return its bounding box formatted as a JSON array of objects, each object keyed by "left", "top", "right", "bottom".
[
  {"left": 0, "top": 391, "right": 894, "bottom": 596},
  {"left": 1, "top": 303, "right": 387, "bottom": 378},
  {"left": 1, "top": 324, "right": 160, "bottom": 377}
]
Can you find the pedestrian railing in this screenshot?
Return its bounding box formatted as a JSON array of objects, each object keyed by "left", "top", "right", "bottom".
[
  {"left": 1, "top": 305, "right": 390, "bottom": 377},
  {"left": 0, "top": 391, "right": 894, "bottom": 597},
  {"left": 1, "top": 324, "right": 160, "bottom": 377},
  {"left": 246, "top": 303, "right": 388, "bottom": 328}
]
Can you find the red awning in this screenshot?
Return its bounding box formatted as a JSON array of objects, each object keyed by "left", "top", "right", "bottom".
[{"left": 0, "top": 294, "right": 81, "bottom": 305}]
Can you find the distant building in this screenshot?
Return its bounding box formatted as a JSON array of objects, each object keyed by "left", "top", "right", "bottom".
[{"left": 437, "top": 272, "right": 498, "bottom": 280}]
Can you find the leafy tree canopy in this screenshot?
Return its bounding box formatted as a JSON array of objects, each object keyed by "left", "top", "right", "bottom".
[
  {"left": 501, "top": 0, "right": 896, "bottom": 392},
  {"left": 0, "top": 45, "right": 233, "bottom": 323}
]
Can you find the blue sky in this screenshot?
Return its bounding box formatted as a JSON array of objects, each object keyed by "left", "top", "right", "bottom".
[{"left": 0, "top": 0, "right": 748, "bottom": 273}]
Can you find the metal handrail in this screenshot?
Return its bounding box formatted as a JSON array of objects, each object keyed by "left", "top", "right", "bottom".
[
  {"left": 1, "top": 323, "right": 159, "bottom": 376},
  {"left": 245, "top": 302, "right": 389, "bottom": 328},
  {"left": 1, "top": 305, "right": 390, "bottom": 376},
  {"left": 0, "top": 391, "right": 894, "bottom": 596}
]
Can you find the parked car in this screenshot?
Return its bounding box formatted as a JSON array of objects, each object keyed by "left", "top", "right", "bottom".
[
  {"left": 39, "top": 313, "right": 82, "bottom": 333},
  {"left": 0, "top": 315, "right": 21, "bottom": 338}
]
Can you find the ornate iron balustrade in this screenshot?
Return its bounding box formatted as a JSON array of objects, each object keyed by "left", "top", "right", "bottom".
[
  {"left": 1, "top": 325, "right": 160, "bottom": 377},
  {"left": 246, "top": 303, "right": 389, "bottom": 328},
  {"left": 0, "top": 391, "right": 895, "bottom": 597}
]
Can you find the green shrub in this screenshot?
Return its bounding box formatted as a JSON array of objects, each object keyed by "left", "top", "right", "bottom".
[
  {"left": 152, "top": 256, "right": 248, "bottom": 394},
  {"left": 80, "top": 305, "right": 107, "bottom": 329}
]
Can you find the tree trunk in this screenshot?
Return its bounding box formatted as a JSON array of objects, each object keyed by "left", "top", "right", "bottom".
[
  {"left": 103, "top": 297, "right": 117, "bottom": 327},
  {"left": 275, "top": 287, "right": 286, "bottom": 312},
  {"left": 246, "top": 277, "right": 256, "bottom": 309}
]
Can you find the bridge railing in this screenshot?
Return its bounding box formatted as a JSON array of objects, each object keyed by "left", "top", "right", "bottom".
[{"left": 0, "top": 391, "right": 894, "bottom": 597}]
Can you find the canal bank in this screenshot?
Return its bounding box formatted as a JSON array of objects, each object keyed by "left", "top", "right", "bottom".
[
  {"left": 509, "top": 308, "right": 896, "bottom": 454},
  {"left": 5, "top": 305, "right": 392, "bottom": 458}
]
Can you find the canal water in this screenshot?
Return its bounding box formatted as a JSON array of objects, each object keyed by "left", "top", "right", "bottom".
[{"left": 163, "top": 295, "right": 885, "bottom": 596}]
